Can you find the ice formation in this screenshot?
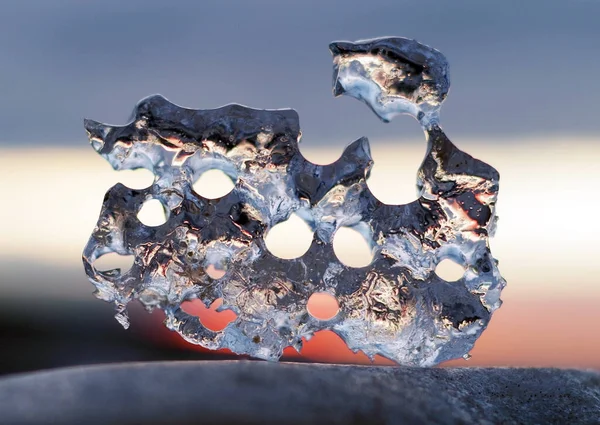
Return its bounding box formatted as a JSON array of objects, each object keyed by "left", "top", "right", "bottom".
[{"left": 83, "top": 37, "right": 505, "bottom": 366}]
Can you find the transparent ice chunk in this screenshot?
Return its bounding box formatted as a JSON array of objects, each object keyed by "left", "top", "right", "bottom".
[{"left": 82, "top": 37, "right": 505, "bottom": 366}]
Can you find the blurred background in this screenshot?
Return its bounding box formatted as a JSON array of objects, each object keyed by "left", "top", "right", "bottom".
[{"left": 1, "top": 0, "right": 599, "bottom": 375}]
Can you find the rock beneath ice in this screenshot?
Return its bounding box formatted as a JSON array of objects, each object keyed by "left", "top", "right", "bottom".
[{"left": 0, "top": 362, "right": 598, "bottom": 425}]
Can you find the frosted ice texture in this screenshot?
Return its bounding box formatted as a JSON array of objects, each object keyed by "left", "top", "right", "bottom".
[{"left": 82, "top": 37, "right": 505, "bottom": 366}]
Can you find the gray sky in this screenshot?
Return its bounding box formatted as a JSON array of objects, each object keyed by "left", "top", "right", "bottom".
[{"left": 1, "top": 0, "right": 599, "bottom": 148}]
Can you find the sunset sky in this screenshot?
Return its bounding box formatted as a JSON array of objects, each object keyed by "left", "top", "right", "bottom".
[
  {"left": 0, "top": 0, "right": 599, "bottom": 370},
  {"left": 1, "top": 137, "right": 599, "bottom": 368}
]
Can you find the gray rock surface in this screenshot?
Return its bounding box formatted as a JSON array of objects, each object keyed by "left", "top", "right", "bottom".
[{"left": 0, "top": 361, "right": 598, "bottom": 425}]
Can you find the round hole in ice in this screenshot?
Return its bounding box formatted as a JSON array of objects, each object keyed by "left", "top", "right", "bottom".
[
  {"left": 264, "top": 213, "right": 314, "bottom": 259},
  {"left": 116, "top": 168, "right": 155, "bottom": 189},
  {"left": 193, "top": 169, "right": 236, "bottom": 199},
  {"left": 333, "top": 225, "right": 374, "bottom": 268},
  {"left": 307, "top": 292, "right": 340, "bottom": 321},
  {"left": 435, "top": 258, "right": 465, "bottom": 282},
  {"left": 137, "top": 198, "right": 168, "bottom": 226},
  {"left": 205, "top": 263, "right": 226, "bottom": 280},
  {"left": 93, "top": 252, "right": 135, "bottom": 274}
]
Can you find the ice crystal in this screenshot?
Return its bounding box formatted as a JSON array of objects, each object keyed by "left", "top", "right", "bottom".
[{"left": 83, "top": 37, "right": 505, "bottom": 366}]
